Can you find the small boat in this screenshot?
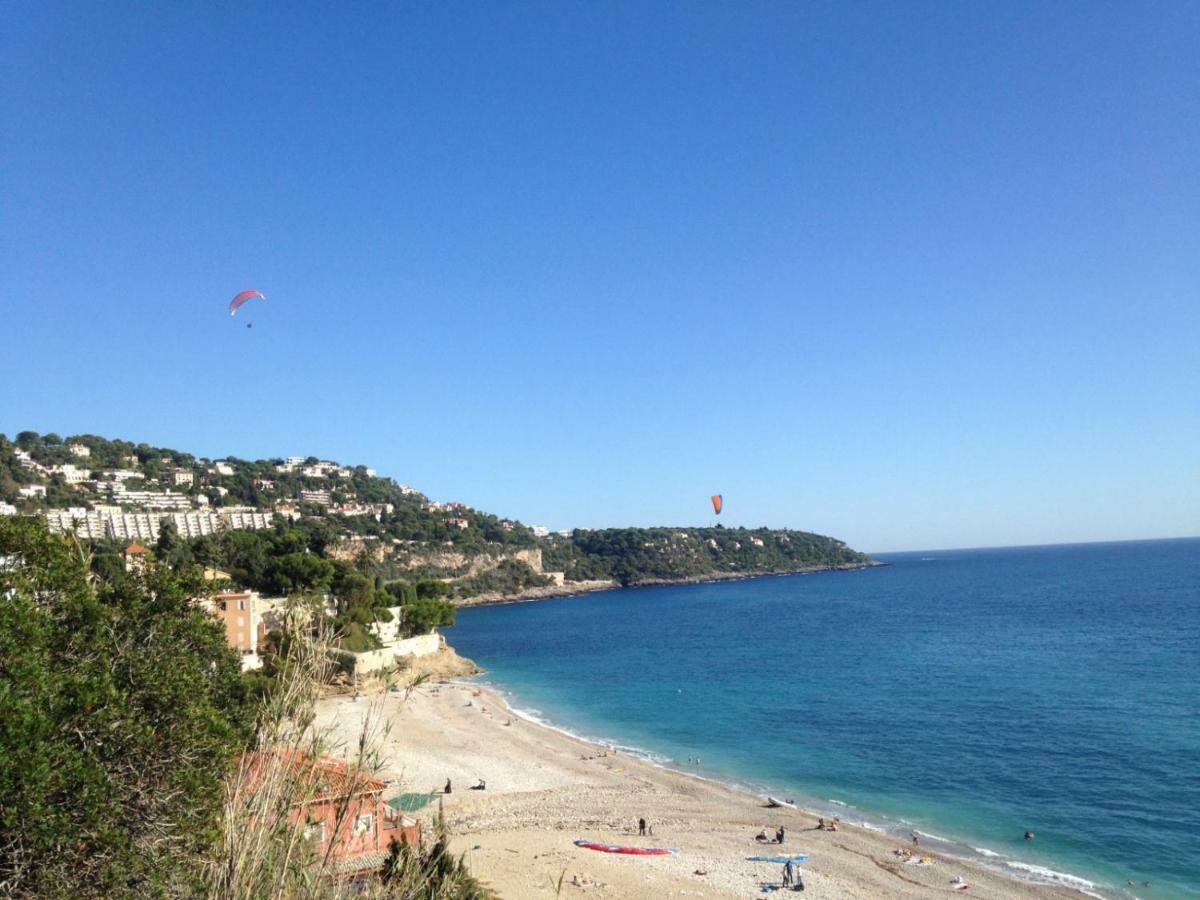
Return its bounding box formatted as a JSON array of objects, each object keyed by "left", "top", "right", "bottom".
[
  {"left": 746, "top": 853, "right": 810, "bottom": 863},
  {"left": 765, "top": 796, "right": 795, "bottom": 808},
  {"left": 574, "top": 839, "right": 676, "bottom": 855}
]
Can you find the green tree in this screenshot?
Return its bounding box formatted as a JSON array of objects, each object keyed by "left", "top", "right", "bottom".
[
  {"left": 402, "top": 597, "right": 456, "bottom": 636},
  {"left": 0, "top": 518, "right": 254, "bottom": 898},
  {"left": 154, "top": 518, "right": 192, "bottom": 568},
  {"left": 265, "top": 552, "right": 334, "bottom": 595}
]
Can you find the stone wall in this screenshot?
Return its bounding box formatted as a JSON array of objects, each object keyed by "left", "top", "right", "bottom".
[{"left": 335, "top": 632, "right": 444, "bottom": 677}]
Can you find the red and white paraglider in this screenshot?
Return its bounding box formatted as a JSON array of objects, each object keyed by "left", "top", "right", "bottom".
[{"left": 229, "top": 290, "right": 266, "bottom": 328}]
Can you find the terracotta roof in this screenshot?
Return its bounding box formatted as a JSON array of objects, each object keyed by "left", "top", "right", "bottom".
[
  {"left": 124, "top": 542, "right": 148, "bottom": 555},
  {"left": 240, "top": 750, "right": 387, "bottom": 803}
]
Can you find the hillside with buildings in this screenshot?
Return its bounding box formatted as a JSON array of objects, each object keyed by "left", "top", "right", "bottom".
[{"left": 0, "top": 431, "right": 874, "bottom": 609}]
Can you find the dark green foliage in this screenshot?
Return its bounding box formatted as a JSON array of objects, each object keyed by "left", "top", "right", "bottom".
[
  {"left": 416, "top": 579, "right": 452, "bottom": 599},
  {"left": 265, "top": 551, "right": 334, "bottom": 595},
  {"left": 0, "top": 519, "right": 254, "bottom": 898},
  {"left": 334, "top": 620, "right": 382, "bottom": 652},
  {"left": 385, "top": 581, "right": 419, "bottom": 605},
  {"left": 401, "top": 597, "right": 456, "bottom": 636},
  {"left": 561, "top": 526, "right": 872, "bottom": 586}
]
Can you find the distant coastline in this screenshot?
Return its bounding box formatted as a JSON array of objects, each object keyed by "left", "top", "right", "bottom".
[{"left": 453, "top": 560, "right": 886, "bottom": 608}]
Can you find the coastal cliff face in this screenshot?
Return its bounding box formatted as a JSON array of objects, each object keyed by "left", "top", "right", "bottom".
[{"left": 392, "top": 546, "right": 544, "bottom": 577}]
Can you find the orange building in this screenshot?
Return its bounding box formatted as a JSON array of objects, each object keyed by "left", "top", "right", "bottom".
[
  {"left": 212, "top": 591, "right": 265, "bottom": 667},
  {"left": 243, "top": 751, "right": 420, "bottom": 879}
]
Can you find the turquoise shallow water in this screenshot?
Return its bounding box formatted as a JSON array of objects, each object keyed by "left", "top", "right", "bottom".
[{"left": 450, "top": 539, "right": 1199, "bottom": 898}]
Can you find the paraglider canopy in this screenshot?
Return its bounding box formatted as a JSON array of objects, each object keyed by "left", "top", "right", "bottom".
[
  {"left": 711, "top": 494, "right": 723, "bottom": 515},
  {"left": 229, "top": 290, "right": 266, "bottom": 316}
]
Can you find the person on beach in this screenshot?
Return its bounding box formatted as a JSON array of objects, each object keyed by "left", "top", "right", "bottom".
[
  {"left": 783, "top": 859, "right": 793, "bottom": 886},
  {"left": 444, "top": 779, "right": 452, "bottom": 794},
  {"left": 776, "top": 825, "right": 786, "bottom": 844},
  {"left": 911, "top": 831, "right": 919, "bottom": 846},
  {"left": 638, "top": 818, "right": 646, "bottom": 836},
  {"left": 755, "top": 829, "right": 768, "bottom": 842}
]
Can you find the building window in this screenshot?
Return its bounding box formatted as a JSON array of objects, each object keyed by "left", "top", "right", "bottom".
[
  {"left": 238, "top": 599, "right": 245, "bottom": 611},
  {"left": 304, "top": 821, "right": 325, "bottom": 843},
  {"left": 354, "top": 814, "right": 373, "bottom": 836}
]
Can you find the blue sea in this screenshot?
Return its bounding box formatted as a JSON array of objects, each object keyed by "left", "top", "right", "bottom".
[{"left": 449, "top": 539, "right": 1199, "bottom": 898}]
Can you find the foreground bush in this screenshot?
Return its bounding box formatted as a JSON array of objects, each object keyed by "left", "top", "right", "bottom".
[{"left": 0, "top": 519, "right": 254, "bottom": 897}]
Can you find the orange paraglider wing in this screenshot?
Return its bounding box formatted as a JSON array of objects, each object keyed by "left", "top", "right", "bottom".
[
  {"left": 229, "top": 290, "right": 266, "bottom": 316},
  {"left": 711, "top": 494, "right": 723, "bottom": 515}
]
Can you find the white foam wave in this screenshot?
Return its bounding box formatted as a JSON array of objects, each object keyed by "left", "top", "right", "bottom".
[
  {"left": 972, "top": 847, "right": 1002, "bottom": 858},
  {"left": 914, "top": 829, "right": 954, "bottom": 842},
  {"left": 859, "top": 822, "right": 885, "bottom": 833},
  {"left": 504, "top": 704, "right": 674, "bottom": 767},
  {"left": 1004, "top": 860, "right": 1097, "bottom": 891}
]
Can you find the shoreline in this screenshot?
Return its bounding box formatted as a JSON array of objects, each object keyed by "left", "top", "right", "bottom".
[
  {"left": 313, "top": 680, "right": 1102, "bottom": 900},
  {"left": 453, "top": 561, "right": 887, "bottom": 609}
]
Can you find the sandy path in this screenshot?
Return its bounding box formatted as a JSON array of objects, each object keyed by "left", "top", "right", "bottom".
[{"left": 314, "top": 684, "right": 1089, "bottom": 900}]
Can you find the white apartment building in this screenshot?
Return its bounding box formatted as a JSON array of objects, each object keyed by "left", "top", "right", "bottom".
[
  {"left": 105, "top": 469, "right": 140, "bottom": 481},
  {"left": 107, "top": 514, "right": 162, "bottom": 542},
  {"left": 68, "top": 444, "right": 91, "bottom": 457},
  {"left": 115, "top": 490, "right": 191, "bottom": 509},
  {"left": 0, "top": 502, "right": 16, "bottom": 516},
  {"left": 53, "top": 464, "right": 90, "bottom": 484},
  {"left": 42, "top": 507, "right": 273, "bottom": 540},
  {"left": 19, "top": 485, "right": 46, "bottom": 498},
  {"left": 220, "top": 510, "right": 272, "bottom": 530},
  {"left": 212, "top": 462, "right": 235, "bottom": 476},
  {"left": 300, "top": 489, "right": 331, "bottom": 506},
  {"left": 44, "top": 509, "right": 106, "bottom": 539},
  {"left": 169, "top": 512, "right": 221, "bottom": 538},
  {"left": 170, "top": 469, "right": 194, "bottom": 487}
]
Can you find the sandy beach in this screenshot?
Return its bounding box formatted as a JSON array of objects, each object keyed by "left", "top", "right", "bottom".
[{"left": 313, "top": 682, "right": 1089, "bottom": 900}]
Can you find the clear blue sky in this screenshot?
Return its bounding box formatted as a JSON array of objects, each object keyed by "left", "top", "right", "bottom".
[{"left": 3, "top": 2, "right": 1197, "bottom": 552}]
